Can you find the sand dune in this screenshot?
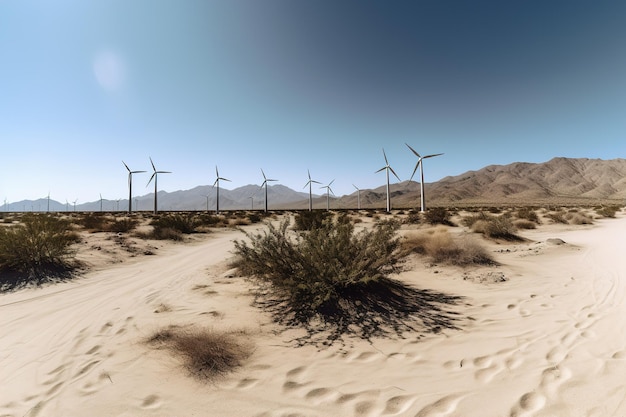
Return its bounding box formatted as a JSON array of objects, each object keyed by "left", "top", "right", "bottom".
[{"left": 2, "top": 215, "right": 626, "bottom": 416}]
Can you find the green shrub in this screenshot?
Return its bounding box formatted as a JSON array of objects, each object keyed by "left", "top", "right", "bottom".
[
  {"left": 0, "top": 214, "right": 80, "bottom": 286},
  {"left": 107, "top": 217, "right": 138, "bottom": 233},
  {"left": 233, "top": 218, "right": 463, "bottom": 342},
  {"left": 79, "top": 213, "right": 108, "bottom": 231},
  {"left": 151, "top": 214, "right": 199, "bottom": 234},
  {"left": 424, "top": 207, "right": 455, "bottom": 226},
  {"left": 293, "top": 210, "right": 331, "bottom": 231}
]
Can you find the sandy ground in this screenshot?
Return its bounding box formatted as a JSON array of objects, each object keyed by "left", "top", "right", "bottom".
[{"left": 2, "top": 214, "right": 626, "bottom": 417}]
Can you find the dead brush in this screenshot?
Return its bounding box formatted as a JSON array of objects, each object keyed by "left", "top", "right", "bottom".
[
  {"left": 147, "top": 326, "right": 253, "bottom": 381},
  {"left": 402, "top": 228, "right": 495, "bottom": 266}
]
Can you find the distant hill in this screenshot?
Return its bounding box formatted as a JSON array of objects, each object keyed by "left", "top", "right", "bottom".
[{"left": 6, "top": 158, "right": 626, "bottom": 212}]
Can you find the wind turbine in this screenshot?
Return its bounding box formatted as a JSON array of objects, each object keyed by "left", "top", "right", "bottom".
[
  {"left": 248, "top": 195, "right": 254, "bottom": 210},
  {"left": 65, "top": 199, "right": 69, "bottom": 212},
  {"left": 213, "top": 166, "right": 231, "bottom": 214},
  {"left": 320, "top": 180, "right": 335, "bottom": 211},
  {"left": 260, "top": 169, "right": 277, "bottom": 213},
  {"left": 406, "top": 143, "right": 443, "bottom": 212},
  {"left": 99, "top": 193, "right": 104, "bottom": 212},
  {"left": 147, "top": 157, "right": 171, "bottom": 214},
  {"left": 352, "top": 184, "right": 361, "bottom": 210},
  {"left": 123, "top": 161, "right": 146, "bottom": 214},
  {"left": 72, "top": 199, "right": 78, "bottom": 212},
  {"left": 375, "top": 149, "right": 401, "bottom": 213},
  {"left": 3, "top": 198, "right": 8, "bottom": 212},
  {"left": 303, "top": 170, "right": 321, "bottom": 211},
  {"left": 203, "top": 194, "right": 211, "bottom": 212}
]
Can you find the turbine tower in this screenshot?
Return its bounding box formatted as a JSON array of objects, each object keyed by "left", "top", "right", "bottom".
[
  {"left": 260, "top": 169, "right": 277, "bottom": 213},
  {"left": 352, "top": 184, "right": 361, "bottom": 210},
  {"left": 303, "top": 170, "right": 321, "bottom": 211},
  {"left": 147, "top": 157, "right": 171, "bottom": 214},
  {"left": 72, "top": 199, "right": 78, "bottom": 212},
  {"left": 406, "top": 143, "right": 443, "bottom": 212},
  {"left": 320, "top": 180, "right": 335, "bottom": 211},
  {"left": 375, "top": 149, "right": 401, "bottom": 213},
  {"left": 213, "top": 166, "right": 231, "bottom": 214},
  {"left": 123, "top": 161, "right": 146, "bottom": 214},
  {"left": 99, "top": 193, "right": 104, "bottom": 212}
]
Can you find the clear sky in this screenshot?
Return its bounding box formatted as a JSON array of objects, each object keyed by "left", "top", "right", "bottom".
[{"left": 2, "top": 0, "right": 626, "bottom": 204}]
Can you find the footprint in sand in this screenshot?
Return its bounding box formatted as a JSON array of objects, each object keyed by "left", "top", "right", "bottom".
[
  {"left": 546, "top": 346, "right": 568, "bottom": 364},
  {"left": 415, "top": 394, "right": 465, "bottom": 417},
  {"left": 382, "top": 395, "right": 417, "bottom": 415},
  {"left": 305, "top": 387, "right": 335, "bottom": 403},
  {"left": 475, "top": 364, "right": 501, "bottom": 383},
  {"left": 347, "top": 351, "right": 382, "bottom": 363},
  {"left": 612, "top": 350, "right": 626, "bottom": 359},
  {"left": 140, "top": 394, "right": 161, "bottom": 410},
  {"left": 510, "top": 391, "right": 546, "bottom": 416},
  {"left": 236, "top": 378, "right": 259, "bottom": 389}
]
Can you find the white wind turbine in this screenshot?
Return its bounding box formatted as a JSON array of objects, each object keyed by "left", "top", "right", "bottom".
[
  {"left": 260, "top": 169, "right": 277, "bottom": 213},
  {"left": 72, "top": 199, "right": 78, "bottom": 212},
  {"left": 352, "top": 184, "right": 361, "bottom": 210},
  {"left": 375, "top": 149, "right": 401, "bottom": 213},
  {"left": 99, "top": 193, "right": 104, "bottom": 212},
  {"left": 213, "top": 166, "right": 231, "bottom": 214},
  {"left": 406, "top": 143, "right": 443, "bottom": 212},
  {"left": 320, "top": 180, "right": 335, "bottom": 211},
  {"left": 303, "top": 170, "right": 321, "bottom": 211},
  {"left": 123, "top": 161, "right": 146, "bottom": 214},
  {"left": 147, "top": 157, "right": 171, "bottom": 214}
]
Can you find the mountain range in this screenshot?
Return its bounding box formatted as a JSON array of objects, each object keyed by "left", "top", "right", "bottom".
[{"left": 5, "top": 157, "right": 626, "bottom": 212}]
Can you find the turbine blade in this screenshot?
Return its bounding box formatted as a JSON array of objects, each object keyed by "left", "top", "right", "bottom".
[
  {"left": 389, "top": 166, "right": 401, "bottom": 182},
  {"left": 157, "top": 171, "right": 172, "bottom": 174},
  {"left": 261, "top": 168, "right": 267, "bottom": 180},
  {"left": 216, "top": 166, "right": 219, "bottom": 177},
  {"left": 405, "top": 143, "right": 421, "bottom": 158},
  {"left": 147, "top": 173, "right": 156, "bottom": 186},
  {"left": 122, "top": 161, "right": 131, "bottom": 172},
  {"left": 409, "top": 160, "right": 421, "bottom": 182},
  {"left": 213, "top": 178, "right": 219, "bottom": 187},
  {"left": 375, "top": 166, "right": 386, "bottom": 173},
  {"left": 382, "top": 148, "right": 389, "bottom": 164},
  {"left": 329, "top": 179, "right": 335, "bottom": 186},
  {"left": 307, "top": 169, "right": 312, "bottom": 180},
  {"left": 312, "top": 180, "right": 321, "bottom": 184},
  {"left": 149, "top": 157, "right": 156, "bottom": 172},
  {"left": 423, "top": 153, "right": 444, "bottom": 159},
  {"left": 131, "top": 170, "right": 146, "bottom": 174}
]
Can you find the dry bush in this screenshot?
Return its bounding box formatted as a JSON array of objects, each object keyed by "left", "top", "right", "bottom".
[
  {"left": 545, "top": 211, "right": 568, "bottom": 224},
  {"left": 424, "top": 207, "right": 455, "bottom": 226},
  {"left": 293, "top": 210, "right": 331, "bottom": 231},
  {"left": 517, "top": 208, "right": 540, "bottom": 224},
  {"left": 596, "top": 205, "right": 620, "bottom": 218},
  {"left": 0, "top": 214, "right": 80, "bottom": 288},
  {"left": 106, "top": 217, "right": 138, "bottom": 233},
  {"left": 147, "top": 326, "right": 252, "bottom": 381},
  {"left": 565, "top": 212, "right": 593, "bottom": 225},
  {"left": 464, "top": 213, "right": 521, "bottom": 240},
  {"left": 402, "top": 228, "right": 494, "bottom": 266},
  {"left": 514, "top": 219, "right": 537, "bottom": 229}
]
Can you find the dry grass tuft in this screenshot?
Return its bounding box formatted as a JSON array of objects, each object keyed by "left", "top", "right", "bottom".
[
  {"left": 147, "top": 326, "right": 253, "bottom": 381},
  {"left": 514, "top": 219, "right": 537, "bottom": 229},
  {"left": 402, "top": 228, "right": 495, "bottom": 266}
]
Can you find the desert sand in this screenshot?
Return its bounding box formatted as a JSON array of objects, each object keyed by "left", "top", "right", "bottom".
[{"left": 2, "top": 213, "right": 626, "bottom": 417}]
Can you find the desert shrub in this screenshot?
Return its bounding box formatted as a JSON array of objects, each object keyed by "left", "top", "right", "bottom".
[
  {"left": 197, "top": 214, "right": 222, "bottom": 226},
  {"left": 147, "top": 326, "right": 252, "bottom": 381},
  {"left": 79, "top": 213, "right": 108, "bottom": 231},
  {"left": 107, "top": 217, "right": 138, "bottom": 233},
  {"left": 487, "top": 207, "right": 502, "bottom": 214},
  {"left": 424, "top": 207, "right": 455, "bottom": 226},
  {"left": 545, "top": 211, "right": 568, "bottom": 224},
  {"left": 517, "top": 208, "right": 540, "bottom": 224},
  {"left": 150, "top": 227, "right": 183, "bottom": 241},
  {"left": 402, "top": 229, "right": 494, "bottom": 266},
  {"left": 293, "top": 210, "right": 331, "bottom": 231},
  {"left": 596, "top": 205, "right": 619, "bottom": 218},
  {"left": 466, "top": 213, "right": 521, "bottom": 240},
  {"left": 404, "top": 211, "right": 421, "bottom": 225},
  {"left": 565, "top": 212, "right": 593, "bottom": 225},
  {"left": 461, "top": 212, "right": 490, "bottom": 228},
  {"left": 151, "top": 214, "right": 199, "bottom": 234},
  {"left": 230, "top": 218, "right": 251, "bottom": 226},
  {"left": 233, "top": 218, "right": 462, "bottom": 342},
  {"left": 0, "top": 214, "right": 80, "bottom": 286},
  {"left": 514, "top": 219, "right": 537, "bottom": 229},
  {"left": 247, "top": 213, "right": 262, "bottom": 223}
]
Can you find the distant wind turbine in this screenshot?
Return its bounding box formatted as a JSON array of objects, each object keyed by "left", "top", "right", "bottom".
[
  {"left": 47, "top": 192, "right": 50, "bottom": 212},
  {"left": 248, "top": 196, "right": 254, "bottom": 210},
  {"left": 260, "top": 169, "right": 277, "bottom": 213},
  {"left": 303, "top": 170, "right": 321, "bottom": 211},
  {"left": 375, "top": 149, "right": 401, "bottom": 213},
  {"left": 123, "top": 161, "right": 146, "bottom": 214},
  {"left": 72, "top": 199, "right": 78, "bottom": 212},
  {"left": 147, "top": 157, "right": 171, "bottom": 214},
  {"left": 320, "top": 180, "right": 335, "bottom": 211},
  {"left": 213, "top": 166, "right": 231, "bottom": 214},
  {"left": 203, "top": 194, "right": 211, "bottom": 212},
  {"left": 99, "top": 193, "right": 104, "bottom": 212},
  {"left": 352, "top": 184, "right": 361, "bottom": 210},
  {"left": 406, "top": 143, "right": 443, "bottom": 212},
  {"left": 65, "top": 199, "right": 69, "bottom": 212}
]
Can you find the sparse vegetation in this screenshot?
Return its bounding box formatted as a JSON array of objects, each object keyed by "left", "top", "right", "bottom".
[
  {"left": 545, "top": 211, "right": 568, "bottom": 224},
  {"left": 596, "top": 205, "right": 619, "bottom": 218},
  {"left": 513, "top": 219, "right": 537, "bottom": 229},
  {"left": 0, "top": 214, "right": 80, "bottom": 288},
  {"left": 464, "top": 212, "right": 522, "bottom": 240},
  {"left": 424, "top": 207, "right": 455, "bottom": 226},
  {"left": 233, "top": 217, "right": 463, "bottom": 342},
  {"left": 293, "top": 210, "right": 331, "bottom": 231},
  {"left": 147, "top": 326, "right": 252, "bottom": 381},
  {"left": 402, "top": 228, "right": 495, "bottom": 266},
  {"left": 517, "top": 208, "right": 540, "bottom": 224}
]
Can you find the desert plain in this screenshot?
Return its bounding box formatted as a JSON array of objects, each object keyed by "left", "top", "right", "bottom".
[{"left": 1, "top": 207, "right": 626, "bottom": 417}]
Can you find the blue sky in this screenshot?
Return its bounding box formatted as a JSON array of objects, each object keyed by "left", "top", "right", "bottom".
[{"left": 2, "top": 0, "right": 626, "bottom": 205}]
